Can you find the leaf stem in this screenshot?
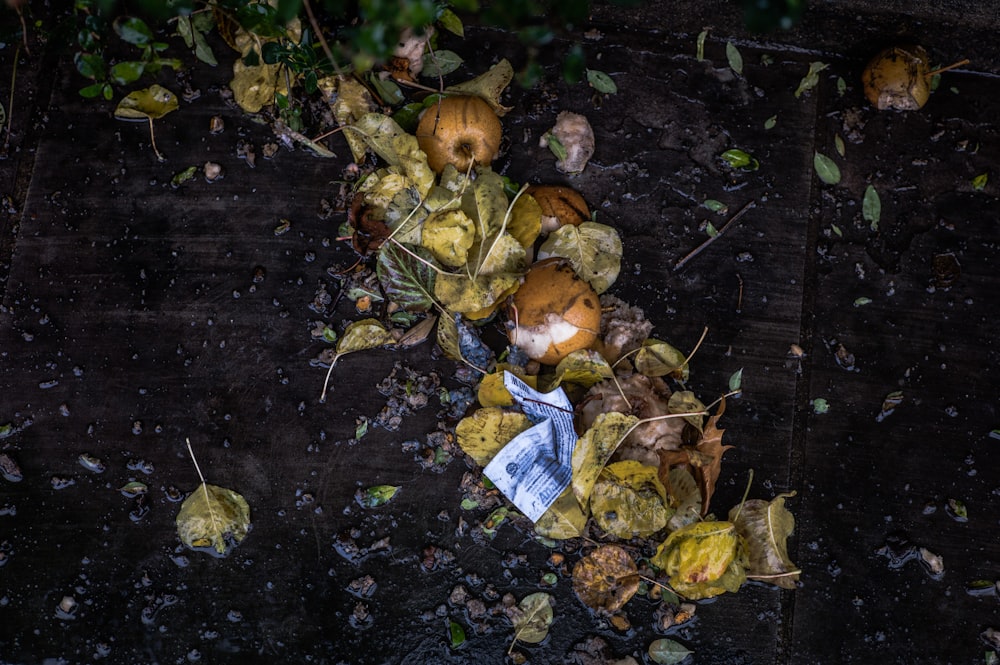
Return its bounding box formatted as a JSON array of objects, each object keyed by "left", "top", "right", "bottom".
[
  {"left": 148, "top": 117, "right": 165, "bottom": 162},
  {"left": 680, "top": 325, "right": 709, "bottom": 368},
  {"left": 319, "top": 352, "right": 341, "bottom": 402},
  {"left": 730, "top": 468, "right": 754, "bottom": 523},
  {"left": 674, "top": 200, "right": 756, "bottom": 271},
  {"left": 185, "top": 437, "right": 207, "bottom": 485}
]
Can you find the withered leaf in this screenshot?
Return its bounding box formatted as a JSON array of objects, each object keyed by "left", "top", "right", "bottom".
[
  {"left": 176, "top": 483, "right": 251, "bottom": 557},
  {"left": 730, "top": 492, "right": 801, "bottom": 589},
  {"left": 510, "top": 592, "right": 554, "bottom": 644},
  {"left": 572, "top": 544, "right": 639, "bottom": 613},
  {"left": 694, "top": 398, "right": 733, "bottom": 516}
]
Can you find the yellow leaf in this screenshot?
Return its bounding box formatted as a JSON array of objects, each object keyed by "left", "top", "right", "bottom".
[
  {"left": 455, "top": 407, "right": 533, "bottom": 466},
  {"left": 634, "top": 339, "right": 689, "bottom": 381},
  {"left": 533, "top": 487, "right": 588, "bottom": 540},
  {"left": 176, "top": 483, "right": 251, "bottom": 557},
  {"left": 651, "top": 521, "right": 748, "bottom": 599},
  {"left": 590, "top": 460, "right": 671, "bottom": 539},
  {"left": 507, "top": 192, "right": 542, "bottom": 249},
  {"left": 337, "top": 318, "right": 396, "bottom": 355},
  {"left": 570, "top": 412, "right": 639, "bottom": 507},
  {"left": 324, "top": 76, "right": 375, "bottom": 163},
  {"left": 445, "top": 59, "right": 515, "bottom": 116},
  {"left": 420, "top": 209, "right": 475, "bottom": 267},
  {"left": 477, "top": 364, "right": 536, "bottom": 407},
  {"left": 549, "top": 349, "right": 614, "bottom": 390},
  {"left": 469, "top": 232, "right": 527, "bottom": 277},
  {"left": 114, "top": 84, "right": 179, "bottom": 120},
  {"left": 536, "top": 221, "right": 623, "bottom": 294},
  {"left": 462, "top": 168, "right": 508, "bottom": 242},
  {"left": 433, "top": 271, "right": 520, "bottom": 315}
]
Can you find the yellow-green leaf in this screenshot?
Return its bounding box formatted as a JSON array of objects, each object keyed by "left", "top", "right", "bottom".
[
  {"left": 433, "top": 271, "right": 520, "bottom": 315},
  {"left": 536, "top": 221, "right": 623, "bottom": 294},
  {"left": 651, "top": 521, "right": 747, "bottom": 599},
  {"left": 795, "top": 61, "right": 828, "bottom": 98},
  {"left": 445, "top": 59, "right": 514, "bottom": 115},
  {"left": 635, "top": 340, "right": 689, "bottom": 381},
  {"left": 590, "top": 460, "right": 671, "bottom": 539},
  {"left": 357, "top": 484, "right": 400, "bottom": 508},
  {"left": 667, "top": 390, "right": 706, "bottom": 432},
  {"left": 455, "top": 407, "right": 533, "bottom": 466},
  {"left": 114, "top": 84, "right": 179, "bottom": 120},
  {"left": 571, "top": 412, "right": 640, "bottom": 507},
  {"left": 549, "top": 349, "right": 615, "bottom": 390},
  {"left": 507, "top": 190, "right": 542, "bottom": 249},
  {"left": 534, "top": 487, "right": 588, "bottom": 540},
  {"left": 176, "top": 483, "right": 251, "bottom": 557},
  {"left": 462, "top": 168, "right": 508, "bottom": 244},
  {"left": 325, "top": 76, "right": 375, "bottom": 162},
  {"left": 421, "top": 209, "right": 475, "bottom": 267},
  {"left": 337, "top": 318, "right": 396, "bottom": 355}
]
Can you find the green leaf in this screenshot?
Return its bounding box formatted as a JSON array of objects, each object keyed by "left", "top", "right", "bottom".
[
  {"left": 702, "top": 199, "right": 728, "bottom": 213},
  {"left": 764, "top": 115, "right": 777, "bottom": 130},
  {"left": 862, "top": 185, "right": 881, "bottom": 230},
  {"left": 175, "top": 15, "right": 195, "bottom": 48},
  {"left": 705, "top": 221, "right": 719, "bottom": 237},
  {"left": 114, "top": 16, "right": 153, "bottom": 46},
  {"left": 79, "top": 83, "right": 106, "bottom": 99},
  {"left": 721, "top": 149, "right": 759, "bottom": 171},
  {"left": 545, "top": 133, "right": 568, "bottom": 162},
  {"left": 109, "top": 61, "right": 146, "bottom": 85},
  {"left": 437, "top": 8, "right": 465, "bottom": 37},
  {"left": 448, "top": 620, "right": 466, "bottom": 648},
  {"left": 192, "top": 29, "right": 218, "bottom": 66},
  {"left": 728, "top": 368, "right": 744, "bottom": 393},
  {"left": 376, "top": 242, "right": 439, "bottom": 311},
  {"left": 176, "top": 483, "right": 252, "bottom": 557},
  {"left": 794, "top": 61, "right": 828, "bottom": 98},
  {"left": 586, "top": 69, "right": 618, "bottom": 94},
  {"left": 511, "top": 593, "right": 554, "bottom": 645},
  {"left": 725, "top": 42, "right": 743, "bottom": 75},
  {"left": 811, "top": 398, "right": 830, "bottom": 414},
  {"left": 834, "top": 134, "right": 846, "bottom": 158},
  {"left": 171, "top": 166, "right": 198, "bottom": 188},
  {"left": 648, "top": 638, "right": 695, "bottom": 664},
  {"left": 696, "top": 30, "right": 707, "bottom": 61},
  {"left": 972, "top": 173, "right": 988, "bottom": 191},
  {"left": 74, "top": 52, "right": 106, "bottom": 80},
  {"left": 421, "top": 50, "right": 463, "bottom": 78},
  {"left": 853, "top": 297, "right": 872, "bottom": 307},
  {"left": 836, "top": 76, "right": 847, "bottom": 96},
  {"left": 813, "top": 152, "right": 841, "bottom": 185},
  {"left": 357, "top": 484, "right": 400, "bottom": 508}
]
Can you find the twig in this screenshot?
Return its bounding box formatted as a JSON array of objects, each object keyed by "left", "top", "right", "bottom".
[
  {"left": 674, "top": 200, "right": 756, "bottom": 271},
  {"left": 2, "top": 46, "right": 20, "bottom": 158},
  {"left": 926, "top": 58, "right": 970, "bottom": 78},
  {"left": 148, "top": 117, "right": 165, "bottom": 162},
  {"left": 302, "top": 0, "right": 345, "bottom": 78},
  {"left": 735, "top": 272, "right": 744, "bottom": 313}
]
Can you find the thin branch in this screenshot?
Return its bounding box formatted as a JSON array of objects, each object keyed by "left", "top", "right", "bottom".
[
  {"left": 926, "top": 58, "right": 970, "bottom": 78},
  {"left": 674, "top": 200, "right": 756, "bottom": 271},
  {"left": 302, "top": 0, "right": 345, "bottom": 77},
  {"left": 2, "top": 46, "right": 19, "bottom": 157}
]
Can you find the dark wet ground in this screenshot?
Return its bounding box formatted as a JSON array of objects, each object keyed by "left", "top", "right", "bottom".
[{"left": 2, "top": 2, "right": 999, "bottom": 664}]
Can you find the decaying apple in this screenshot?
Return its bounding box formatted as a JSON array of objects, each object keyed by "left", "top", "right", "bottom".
[
  {"left": 526, "top": 185, "right": 591, "bottom": 234},
  {"left": 416, "top": 95, "right": 502, "bottom": 173},
  {"left": 862, "top": 45, "right": 932, "bottom": 111},
  {"left": 506, "top": 258, "right": 602, "bottom": 365}
]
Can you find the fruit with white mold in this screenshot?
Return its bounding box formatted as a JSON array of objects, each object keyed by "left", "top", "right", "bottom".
[{"left": 507, "top": 258, "right": 602, "bottom": 365}]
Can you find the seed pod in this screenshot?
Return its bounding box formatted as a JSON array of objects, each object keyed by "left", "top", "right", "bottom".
[{"left": 862, "top": 46, "right": 931, "bottom": 111}]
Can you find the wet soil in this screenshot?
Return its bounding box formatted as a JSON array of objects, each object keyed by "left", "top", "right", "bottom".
[{"left": 1, "top": 3, "right": 999, "bottom": 664}]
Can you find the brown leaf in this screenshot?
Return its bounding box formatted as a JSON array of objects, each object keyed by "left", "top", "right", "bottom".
[
  {"left": 571, "top": 544, "right": 639, "bottom": 614},
  {"left": 695, "top": 398, "right": 734, "bottom": 516}
]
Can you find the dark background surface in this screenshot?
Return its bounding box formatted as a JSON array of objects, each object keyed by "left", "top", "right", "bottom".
[{"left": 1, "top": 2, "right": 999, "bottom": 664}]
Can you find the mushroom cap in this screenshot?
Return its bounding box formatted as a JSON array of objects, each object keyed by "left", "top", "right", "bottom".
[
  {"left": 416, "top": 95, "right": 502, "bottom": 173},
  {"left": 526, "top": 185, "right": 591, "bottom": 234},
  {"left": 862, "top": 46, "right": 931, "bottom": 111},
  {"left": 508, "top": 258, "right": 602, "bottom": 364}
]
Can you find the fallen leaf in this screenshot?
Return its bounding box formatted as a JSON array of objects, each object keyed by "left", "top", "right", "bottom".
[
  {"left": 324, "top": 76, "right": 375, "bottom": 162},
  {"left": 572, "top": 544, "right": 639, "bottom": 613},
  {"left": 571, "top": 412, "right": 640, "bottom": 507},
  {"left": 176, "top": 483, "right": 251, "bottom": 557},
  {"left": 421, "top": 209, "right": 476, "bottom": 267},
  {"left": 863, "top": 185, "right": 881, "bottom": 230},
  {"left": 691, "top": 398, "right": 733, "bottom": 516},
  {"left": 651, "top": 520, "right": 747, "bottom": 599},
  {"left": 445, "top": 58, "right": 514, "bottom": 115},
  {"left": 536, "top": 221, "right": 623, "bottom": 294},
  {"left": 533, "top": 488, "right": 588, "bottom": 540},
  {"left": 590, "top": 460, "right": 671, "bottom": 539},
  {"left": 635, "top": 340, "right": 690, "bottom": 381},
  {"left": 356, "top": 484, "right": 400, "bottom": 508},
  {"left": 813, "top": 152, "right": 841, "bottom": 185},
  {"left": 455, "top": 407, "right": 533, "bottom": 466},
  {"left": 376, "top": 242, "right": 438, "bottom": 311},
  {"left": 667, "top": 390, "right": 707, "bottom": 432},
  {"left": 795, "top": 61, "right": 828, "bottom": 98},
  {"left": 510, "top": 592, "right": 554, "bottom": 644},
  {"left": 730, "top": 492, "right": 801, "bottom": 589},
  {"left": 113, "top": 84, "right": 179, "bottom": 120},
  {"left": 648, "top": 638, "right": 694, "bottom": 664},
  {"left": 548, "top": 349, "right": 615, "bottom": 391},
  {"left": 586, "top": 69, "right": 618, "bottom": 94},
  {"left": 725, "top": 42, "right": 744, "bottom": 74}
]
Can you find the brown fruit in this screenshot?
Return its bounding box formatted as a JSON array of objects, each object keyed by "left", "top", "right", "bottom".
[
  {"left": 507, "top": 258, "right": 601, "bottom": 365},
  {"left": 862, "top": 46, "right": 931, "bottom": 111},
  {"left": 525, "top": 185, "right": 591, "bottom": 234},
  {"left": 416, "top": 95, "right": 502, "bottom": 173}
]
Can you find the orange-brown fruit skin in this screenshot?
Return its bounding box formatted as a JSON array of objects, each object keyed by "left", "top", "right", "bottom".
[
  {"left": 508, "top": 258, "right": 602, "bottom": 365},
  {"left": 526, "top": 185, "right": 591, "bottom": 234},
  {"left": 862, "top": 46, "right": 931, "bottom": 111},
  {"left": 416, "top": 96, "right": 502, "bottom": 173}
]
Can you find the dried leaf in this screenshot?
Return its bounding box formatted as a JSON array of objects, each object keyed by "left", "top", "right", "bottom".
[
  {"left": 455, "top": 407, "right": 533, "bottom": 466},
  {"left": 590, "top": 461, "right": 671, "bottom": 539},
  {"left": 572, "top": 544, "right": 639, "bottom": 613},
  {"left": 571, "top": 412, "right": 640, "bottom": 507},
  {"left": 326, "top": 77, "right": 376, "bottom": 162},
  {"left": 534, "top": 487, "right": 588, "bottom": 540},
  {"left": 651, "top": 521, "right": 747, "bottom": 599},
  {"left": 114, "top": 84, "right": 179, "bottom": 120},
  {"left": 445, "top": 58, "right": 514, "bottom": 115},
  {"left": 692, "top": 399, "right": 733, "bottom": 516},
  {"left": 176, "top": 483, "right": 251, "bottom": 557},
  {"left": 337, "top": 319, "right": 396, "bottom": 356},
  {"left": 665, "top": 467, "right": 702, "bottom": 531},
  {"left": 376, "top": 242, "right": 438, "bottom": 311},
  {"left": 730, "top": 492, "right": 800, "bottom": 589},
  {"left": 536, "top": 222, "right": 623, "bottom": 294},
  {"left": 667, "top": 390, "right": 706, "bottom": 432},
  {"left": 511, "top": 592, "right": 554, "bottom": 644},
  {"left": 635, "top": 340, "right": 689, "bottom": 381},
  {"left": 548, "top": 349, "right": 615, "bottom": 390},
  {"left": 813, "top": 152, "right": 841, "bottom": 185}
]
